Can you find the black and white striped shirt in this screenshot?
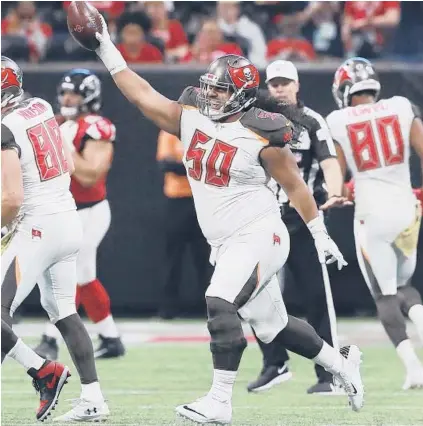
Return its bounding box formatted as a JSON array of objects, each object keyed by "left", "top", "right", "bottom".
[{"left": 269, "top": 105, "right": 337, "bottom": 222}]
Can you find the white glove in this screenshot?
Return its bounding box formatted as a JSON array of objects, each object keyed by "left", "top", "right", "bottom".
[
  {"left": 307, "top": 216, "right": 348, "bottom": 270},
  {"left": 95, "top": 14, "right": 127, "bottom": 75}
]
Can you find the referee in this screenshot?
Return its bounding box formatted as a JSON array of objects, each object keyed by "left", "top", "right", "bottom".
[{"left": 248, "top": 60, "right": 347, "bottom": 394}]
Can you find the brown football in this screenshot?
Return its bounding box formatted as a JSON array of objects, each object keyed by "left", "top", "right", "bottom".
[{"left": 67, "top": 1, "right": 103, "bottom": 51}]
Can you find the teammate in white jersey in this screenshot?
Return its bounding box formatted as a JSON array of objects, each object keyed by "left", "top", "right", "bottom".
[
  {"left": 1, "top": 56, "right": 109, "bottom": 422},
  {"left": 93, "top": 15, "right": 364, "bottom": 424},
  {"left": 327, "top": 57, "right": 423, "bottom": 390}
]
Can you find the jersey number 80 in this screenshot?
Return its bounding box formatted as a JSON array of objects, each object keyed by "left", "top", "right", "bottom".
[{"left": 347, "top": 115, "right": 404, "bottom": 172}]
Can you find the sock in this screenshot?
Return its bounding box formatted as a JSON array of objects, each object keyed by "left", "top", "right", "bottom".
[
  {"left": 8, "top": 339, "right": 45, "bottom": 371},
  {"left": 79, "top": 279, "right": 111, "bottom": 323},
  {"left": 208, "top": 369, "right": 237, "bottom": 402},
  {"left": 408, "top": 304, "right": 423, "bottom": 342},
  {"left": 81, "top": 381, "right": 104, "bottom": 402},
  {"left": 44, "top": 322, "right": 61, "bottom": 340},
  {"left": 96, "top": 314, "right": 119, "bottom": 338},
  {"left": 312, "top": 341, "right": 344, "bottom": 375},
  {"left": 396, "top": 339, "right": 422, "bottom": 372}
]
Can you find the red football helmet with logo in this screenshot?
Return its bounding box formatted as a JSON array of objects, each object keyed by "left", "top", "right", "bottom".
[
  {"left": 198, "top": 54, "right": 260, "bottom": 120},
  {"left": 1, "top": 56, "right": 24, "bottom": 109},
  {"left": 332, "top": 57, "right": 381, "bottom": 109}
]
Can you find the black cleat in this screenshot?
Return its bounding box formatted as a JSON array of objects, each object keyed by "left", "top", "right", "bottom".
[
  {"left": 247, "top": 364, "right": 292, "bottom": 393},
  {"left": 28, "top": 360, "right": 71, "bottom": 421},
  {"left": 94, "top": 335, "right": 125, "bottom": 359},
  {"left": 307, "top": 381, "right": 346, "bottom": 395},
  {"left": 34, "top": 335, "right": 59, "bottom": 361}
]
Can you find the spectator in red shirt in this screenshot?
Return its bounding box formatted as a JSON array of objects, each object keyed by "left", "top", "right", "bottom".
[
  {"left": 267, "top": 15, "right": 316, "bottom": 61},
  {"left": 342, "top": 1, "right": 401, "bottom": 58},
  {"left": 181, "top": 19, "right": 243, "bottom": 64},
  {"left": 1, "top": 1, "right": 52, "bottom": 62},
  {"left": 116, "top": 12, "right": 163, "bottom": 63},
  {"left": 143, "top": 1, "right": 189, "bottom": 63}
]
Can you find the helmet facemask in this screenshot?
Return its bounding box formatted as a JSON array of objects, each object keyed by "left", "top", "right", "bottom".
[{"left": 198, "top": 74, "right": 254, "bottom": 121}]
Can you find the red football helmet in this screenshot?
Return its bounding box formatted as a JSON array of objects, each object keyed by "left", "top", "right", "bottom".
[
  {"left": 332, "top": 57, "right": 381, "bottom": 109},
  {"left": 198, "top": 54, "right": 260, "bottom": 120},
  {"left": 1, "top": 56, "right": 23, "bottom": 109}
]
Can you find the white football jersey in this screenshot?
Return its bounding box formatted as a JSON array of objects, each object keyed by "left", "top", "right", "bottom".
[
  {"left": 1, "top": 97, "right": 76, "bottom": 216},
  {"left": 179, "top": 87, "right": 293, "bottom": 246},
  {"left": 326, "top": 96, "right": 417, "bottom": 217}
]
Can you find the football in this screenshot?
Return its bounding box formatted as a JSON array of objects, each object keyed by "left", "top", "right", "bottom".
[{"left": 67, "top": 1, "right": 103, "bottom": 51}]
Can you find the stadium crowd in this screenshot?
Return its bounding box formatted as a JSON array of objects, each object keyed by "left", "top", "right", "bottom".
[{"left": 2, "top": 1, "right": 423, "bottom": 65}]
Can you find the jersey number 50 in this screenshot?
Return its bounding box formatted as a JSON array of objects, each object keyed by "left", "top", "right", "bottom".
[
  {"left": 186, "top": 129, "right": 238, "bottom": 187},
  {"left": 347, "top": 115, "right": 404, "bottom": 172},
  {"left": 27, "top": 118, "right": 69, "bottom": 181}
]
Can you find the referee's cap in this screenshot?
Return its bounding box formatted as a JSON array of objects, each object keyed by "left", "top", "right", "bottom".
[{"left": 265, "top": 60, "right": 299, "bottom": 83}]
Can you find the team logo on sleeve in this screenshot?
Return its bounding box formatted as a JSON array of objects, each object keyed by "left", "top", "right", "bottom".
[{"left": 273, "top": 233, "right": 281, "bottom": 246}]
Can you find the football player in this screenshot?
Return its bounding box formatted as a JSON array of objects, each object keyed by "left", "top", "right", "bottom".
[
  {"left": 327, "top": 57, "right": 423, "bottom": 390},
  {"left": 94, "top": 17, "right": 364, "bottom": 424},
  {"left": 1, "top": 56, "right": 109, "bottom": 422},
  {"left": 34, "top": 69, "right": 125, "bottom": 361}
]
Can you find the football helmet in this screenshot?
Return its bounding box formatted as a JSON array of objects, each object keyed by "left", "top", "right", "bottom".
[
  {"left": 58, "top": 68, "right": 101, "bottom": 118},
  {"left": 332, "top": 57, "right": 380, "bottom": 108},
  {"left": 1, "top": 56, "right": 23, "bottom": 109},
  {"left": 198, "top": 54, "right": 260, "bottom": 120}
]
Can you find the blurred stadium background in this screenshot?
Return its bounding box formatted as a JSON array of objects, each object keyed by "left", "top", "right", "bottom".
[
  {"left": 2, "top": 0, "right": 423, "bottom": 319},
  {"left": 2, "top": 2, "right": 423, "bottom": 425}
]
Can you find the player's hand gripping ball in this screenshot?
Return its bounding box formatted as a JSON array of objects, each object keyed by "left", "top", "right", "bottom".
[{"left": 67, "top": 1, "right": 103, "bottom": 51}]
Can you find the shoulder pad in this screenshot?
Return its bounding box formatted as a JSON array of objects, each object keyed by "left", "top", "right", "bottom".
[
  {"left": 241, "top": 107, "right": 293, "bottom": 146},
  {"left": 178, "top": 86, "right": 199, "bottom": 109},
  {"left": 1, "top": 124, "right": 21, "bottom": 158}
]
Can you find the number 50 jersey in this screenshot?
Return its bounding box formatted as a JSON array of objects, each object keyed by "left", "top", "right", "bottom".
[
  {"left": 1, "top": 97, "right": 76, "bottom": 216},
  {"left": 326, "top": 96, "right": 417, "bottom": 217},
  {"left": 178, "top": 86, "right": 293, "bottom": 247}
]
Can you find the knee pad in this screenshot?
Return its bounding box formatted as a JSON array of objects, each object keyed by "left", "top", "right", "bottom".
[
  {"left": 206, "top": 296, "right": 247, "bottom": 354},
  {"left": 397, "top": 285, "right": 423, "bottom": 316}
]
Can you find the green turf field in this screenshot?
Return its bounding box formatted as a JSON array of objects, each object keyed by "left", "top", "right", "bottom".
[{"left": 2, "top": 321, "right": 423, "bottom": 425}]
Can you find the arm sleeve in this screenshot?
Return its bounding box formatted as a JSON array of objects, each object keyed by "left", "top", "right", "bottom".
[{"left": 1, "top": 124, "right": 21, "bottom": 158}]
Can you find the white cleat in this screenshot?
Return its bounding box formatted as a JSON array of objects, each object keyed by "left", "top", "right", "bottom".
[
  {"left": 53, "top": 398, "right": 110, "bottom": 422},
  {"left": 333, "top": 345, "right": 364, "bottom": 412},
  {"left": 176, "top": 395, "right": 232, "bottom": 425},
  {"left": 402, "top": 367, "right": 423, "bottom": 390}
]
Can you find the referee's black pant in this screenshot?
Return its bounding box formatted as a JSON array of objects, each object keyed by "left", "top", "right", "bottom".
[
  {"left": 254, "top": 217, "right": 334, "bottom": 383},
  {"left": 159, "top": 197, "right": 212, "bottom": 316}
]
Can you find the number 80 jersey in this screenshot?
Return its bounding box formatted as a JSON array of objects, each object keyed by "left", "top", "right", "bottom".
[
  {"left": 1, "top": 97, "right": 76, "bottom": 216},
  {"left": 178, "top": 86, "right": 293, "bottom": 246},
  {"left": 326, "top": 96, "right": 417, "bottom": 217}
]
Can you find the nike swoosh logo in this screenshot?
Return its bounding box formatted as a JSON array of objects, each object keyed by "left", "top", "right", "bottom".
[
  {"left": 183, "top": 406, "right": 207, "bottom": 418},
  {"left": 46, "top": 375, "right": 58, "bottom": 390},
  {"left": 277, "top": 366, "right": 287, "bottom": 375},
  {"left": 94, "top": 348, "right": 108, "bottom": 357}
]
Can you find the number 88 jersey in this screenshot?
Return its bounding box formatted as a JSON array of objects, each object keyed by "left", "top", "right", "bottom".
[
  {"left": 1, "top": 97, "right": 76, "bottom": 215},
  {"left": 326, "top": 96, "right": 417, "bottom": 216}
]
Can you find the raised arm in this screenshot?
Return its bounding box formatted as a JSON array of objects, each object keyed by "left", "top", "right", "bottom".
[{"left": 95, "top": 17, "right": 182, "bottom": 136}]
